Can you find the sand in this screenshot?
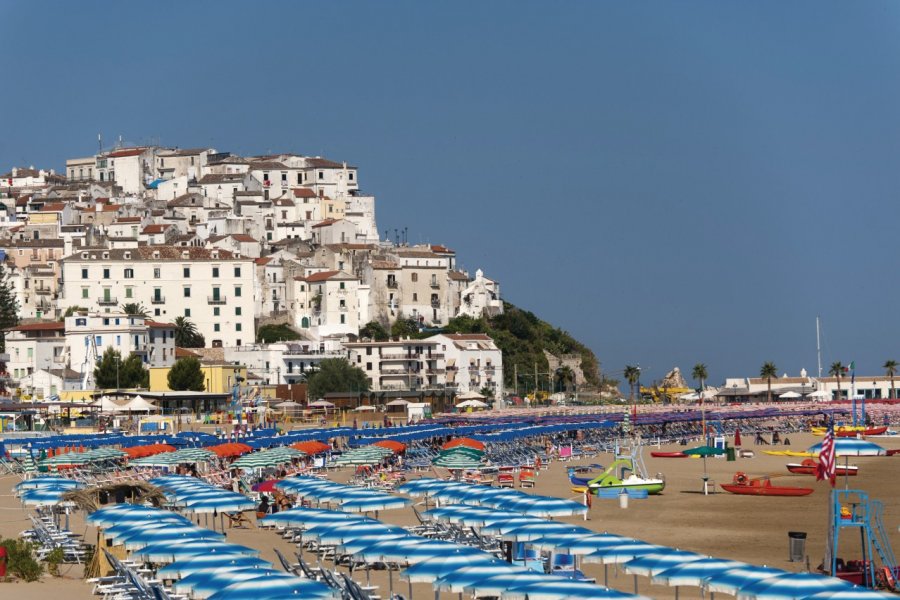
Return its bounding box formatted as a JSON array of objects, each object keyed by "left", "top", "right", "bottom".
[{"left": 3, "top": 431, "right": 900, "bottom": 599}]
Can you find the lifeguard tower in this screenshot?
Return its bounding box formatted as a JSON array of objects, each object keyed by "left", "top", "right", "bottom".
[{"left": 826, "top": 488, "right": 898, "bottom": 591}]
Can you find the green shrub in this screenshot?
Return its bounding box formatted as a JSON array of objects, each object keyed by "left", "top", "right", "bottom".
[
  {"left": 45, "top": 547, "right": 64, "bottom": 577},
  {"left": 0, "top": 538, "right": 44, "bottom": 581}
]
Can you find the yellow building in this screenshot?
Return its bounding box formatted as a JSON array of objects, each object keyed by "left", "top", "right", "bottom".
[{"left": 149, "top": 364, "right": 248, "bottom": 393}]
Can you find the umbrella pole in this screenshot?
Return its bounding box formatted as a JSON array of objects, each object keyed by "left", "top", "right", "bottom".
[
  {"left": 633, "top": 574, "right": 638, "bottom": 594},
  {"left": 408, "top": 579, "right": 413, "bottom": 600},
  {"left": 675, "top": 586, "right": 679, "bottom": 600},
  {"left": 604, "top": 564, "right": 608, "bottom": 586}
]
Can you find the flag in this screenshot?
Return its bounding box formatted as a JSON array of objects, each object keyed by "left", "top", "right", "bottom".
[{"left": 817, "top": 422, "right": 836, "bottom": 487}]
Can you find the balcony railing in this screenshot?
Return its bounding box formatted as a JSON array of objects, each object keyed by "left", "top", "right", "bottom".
[
  {"left": 431, "top": 301, "right": 441, "bottom": 308},
  {"left": 97, "top": 296, "right": 118, "bottom": 305},
  {"left": 208, "top": 296, "right": 227, "bottom": 305},
  {"left": 34, "top": 288, "right": 52, "bottom": 295},
  {"left": 386, "top": 280, "right": 398, "bottom": 289},
  {"left": 430, "top": 282, "right": 440, "bottom": 288},
  {"left": 151, "top": 296, "right": 166, "bottom": 304}
]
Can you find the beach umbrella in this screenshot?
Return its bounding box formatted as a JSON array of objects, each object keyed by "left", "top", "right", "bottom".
[
  {"left": 528, "top": 532, "right": 601, "bottom": 552},
  {"left": 336, "top": 533, "right": 415, "bottom": 556},
  {"left": 462, "top": 572, "right": 553, "bottom": 595},
  {"left": 157, "top": 555, "right": 273, "bottom": 579},
  {"left": 205, "top": 576, "right": 336, "bottom": 600},
  {"left": 735, "top": 428, "right": 742, "bottom": 446},
  {"left": 260, "top": 510, "right": 372, "bottom": 529},
  {"left": 340, "top": 495, "right": 411, "bottom": 513},
  {"left": 291, "top": 441, "right": 330, "bottom": 455},
  {"left": 182, "top": 496, "right": 256, "bottom": 514},
  {"left": 435, "top": 564, "right": 528, "bottom": 593},
  {"left": 683, "top": 446, "right": 726, "bottom": 457},
  {"left": 499, "top": 522, "right": 591, "bottom": 542},
  {"left": 371, "top": 440, "right": 406, "bottom": 453},
  {"left": 703, "top": 566, "right": 791, "bottom": 595},
  {"left": 805, "top": 592, "right": 897, "bottom": 599},
  {"left": 736, "top": 573, "right": 854, "bottom": 599},
  {"left": 20, "top": 488, "right": 66, "bottom": 506},
  {"left": 133, "top": 541, "right": 259, "bottom": 562},
  {"left": 432, "top": 452, "right": 484, "bottom": 469},
  {"left": 104, "top": 521, "right": 204, "bottom": 542},
  {"left": 546, "top": 534, "right": 634, "bottom": 555},
  {"left": 583, "top": 543, "right": 668, "bottom": 565},
  {"left": 305, "top": 522, "right": 400, "bottom": 543},
  {"left": 623, "top": 551, "right": 707, "bottom": 577},
  {"left": 400, "top": 554, "right": 504, "bottom": 584},
  {"left": 88, "top": 506, "right": 188, "bottom": 527},
  {"left": 807, "top": 439, "right": 886, "bottom": 457},
  {"left": 500, "top": 580, "right": 640, "bottom": 599},
  {"left": 120, "top": 529, "right": 225, "bottom": 550},
  {"left": 175, "top": 568, "right": 296, "bottom": 599},
  {"left": 442, "top": 437, "right": 486, "bottom": 451},
  {"left": 651, "top": 558, "right": 747, "bottom": 587},
  {"left": 500, "top": 496, "right": 589, "bottom": 518},
  {"left": 397, "top": 478, "right": 448, "bottom": 496},
  {"left": 15, "top": 477, "right": 83, "bottom": 491}
]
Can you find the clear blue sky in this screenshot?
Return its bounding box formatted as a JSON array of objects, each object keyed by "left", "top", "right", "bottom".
[{"left": 3, "top": 2, "right": 900, "bottom": 384}]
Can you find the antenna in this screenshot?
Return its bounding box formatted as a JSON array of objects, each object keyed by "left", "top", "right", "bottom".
[
  {"left": 816, "top": 316, "right": 822, "bottom": 378},
  {"left": 98, "top": 133, "right": 102, "bottom": 154}
]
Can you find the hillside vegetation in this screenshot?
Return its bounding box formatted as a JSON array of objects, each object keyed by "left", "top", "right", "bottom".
[{"left": 443, "top": 302, "right": 601, "bottom": 389}]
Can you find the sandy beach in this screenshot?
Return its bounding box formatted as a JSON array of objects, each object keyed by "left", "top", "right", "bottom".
[{"left": 3, "top": 431, "right": 900, "bottom": 599}]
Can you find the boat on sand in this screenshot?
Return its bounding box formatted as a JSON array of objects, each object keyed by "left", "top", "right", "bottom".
[
  {"left": 650, "top": 451, "right": 687, "bottom": 458},
  {"left": 720, "top": 472, "right": 813, "bottom": 497},
  {"left": 786, "top": 458, "right": 858, "bottom": 476}
]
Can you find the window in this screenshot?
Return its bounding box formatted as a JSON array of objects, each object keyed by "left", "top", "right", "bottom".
[
  {"left": 214, "top": 324, "right": 220, "bottom": 332},
  {"left": 213, "top": 307, "right": 220, "bottom": 316},
  {"left": 318, "top": 171, "right": 324, "bottom": 180},
  {"left": 349, "top": 172, "right": 354, "bottom": 181},
  {"left": 124, "top": 268, "right": 134, "bottom": 279},
  {"left": 234, "top": 267, "right": 241, "bottom": 277},
  {"left": 411, "top": 273, "right": 418, "bottom": 282},
  {"left": 236, "top": 339, "right": 241, "bottom": 346},
  {"left": 125, "top": 287, "right": 133, "bottom": 298},
  {"left": 281, "top": 210, "right": 287, "bottom": 219},
  {"left": 236, "top": 323, "right": 242, "bottom": 331},
  {"left": 81, "top": 268, "right": 88, "bottom": 279},
  {"left": 81, "top": 288, "right": 89, "bottom": 299},
  {"left": 183, "top": 267, "right": 190, "bottom": 278},
  {"left": 184, "top": 308, "right": 191, "bottom": 317},
  {"left": 412, "top": 293, "right": 418, "bottom": 301},
  {"left": 340, "top": 314, "right": 346, "bottom": 324},
  {"left": 183, "top": 287, "right": 191, "bottom": 297},
  {"left": 103, "top": 268, "right": 110, "bottom": 279},
  {"left": 212, "top": 267, "right": 219, "bottom": 278},
  {"left": 95, "top": 336, "right": 103, "bottom": 346},
  {"left": 234, "top": 286, "right": 242, "bottom": 297},
  {"left": 116, "top": 335, "right": 121, "bottom": 346},
  {"left": 75, "top": 318, "right": 86, "bottom": 326},
  {"left": 154, "top": 308, "right": 160, "bottom": 316},
  {"left": 103, "top": 318, "right": 110, "bottom": 325},
  {"left": 339, "top": 281, "right": 345, "bottom": 290},
  {"left": 27, "top": 348, "right": 33, "bottom": 358},
  {"left": 366, "top": 362, "right": 372, "bottom": 370},
  {"left": 235, "top": 307, "right": 241, "bottom": 316},
  {"left": 153, "top": 267, "right": 161, "bottom": 278}
]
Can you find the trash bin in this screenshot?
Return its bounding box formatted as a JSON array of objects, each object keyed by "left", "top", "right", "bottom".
[
  {"left": 788, "top": 531, "right": 807, "bottom": 562},
  {"left": 726, "top": 447, "right": 736, "bottom": 461}
]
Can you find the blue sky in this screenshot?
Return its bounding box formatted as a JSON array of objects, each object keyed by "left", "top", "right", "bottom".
[{"left": 2, "top": 2, "right": 900, "bottom": 384}]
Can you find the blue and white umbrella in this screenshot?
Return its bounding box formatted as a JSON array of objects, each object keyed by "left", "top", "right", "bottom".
[
  {"left": 157, "top": 556, "right": 273, "bottom": 579},
  {"left": 499, "top": 522, "right": 593, "bottom": 542},
  {"left": 336, "top": 533, "right": 416, "bottom": 556},
  {"left": 807, "top": 439, "right": 886, "bottom": 457},
  {"left": 19, "top": 488, "right": 67, "bottom": 506},
  {"left": 736, "top": 572, "right": 855, "bottom": 599},
  {"left": 651, "top": 558, "right": 747, "bottom": 587},
  {"left": 462, "top": 572, "right": 554, "bottom": 595},
  {"left": 340, "top": 495, "right": 411, "bottom": 513},
  {"left": 181, "top": 496, "right": 256, "bottom": 514},
  {"left": 528, "top": 532, "right": 602, "bottom": 552},
  {"left": 400, "top": 554, "right": 504, "bottom": 584},
  {"left": 435, "top": 564, "right": 528, "bottom": 593},
  {"left": 15, "top": 477, "right": 83, "bottom": 491},
  {"left": 87, "top": 505, "right": 180, "bottom": 526},
  {"left": 583, "top": 543, "right": 667, "bottom": 565},
  {"left": 553, "top": 534, "right": 636, "bottom": 555},
  {"left": 205, "top": 576, "right": 337, "bottom": 600},
  {"left": 120, "top": 529, "right": 225, "bottom": 550},
  {"left": 500, "top": 496, "right": 589, "bottom": 517},
  {"left": 622, "top": 551, "right": 707, "bottom": 577},
  {"left": 703, "top": 566, "right": 787, "bottom": 595},
  {"left": 133, "top": 541, "right": 259, "bottom": 562},
  {"left": 500, "top": 579, "right": 643, "bottom": 599},
  {"left": 175, "top": 568, "right": 296, "bottom": 599},
  {"left": 805, "top": 591, "right": 896, "bottom": 599}
]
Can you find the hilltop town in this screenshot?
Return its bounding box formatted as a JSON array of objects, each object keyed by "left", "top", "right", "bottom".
[{"left": 0, "top": 145, "right": 509, "bottom": 405}]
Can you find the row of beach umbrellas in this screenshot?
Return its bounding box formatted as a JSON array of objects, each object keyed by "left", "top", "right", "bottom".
[
  {"left": 276, "top": 476, "right": 411, "bottom": 513},
  {"left": 399, "top": 478, "right": 587, "bottom": 517}
]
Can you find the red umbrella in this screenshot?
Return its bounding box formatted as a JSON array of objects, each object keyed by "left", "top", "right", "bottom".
[
  {"left": 442, "top": 437, "right": 485, "bottom": 451},
  {"left": 734, "top": 428, "right": 742, "bottom": 447},
  {"left": 372, "top": 440, "right": 406, "bottom": 453},
  {"left": 252, "top": 479, "right": 283, "bottom": 492},
  {"left": 291, "top": 441, "right": 330, "bottom": 455}
]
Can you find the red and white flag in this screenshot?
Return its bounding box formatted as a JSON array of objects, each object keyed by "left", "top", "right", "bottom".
[{"left": 817, "top": 423, "right": 836, "bottom": 486}]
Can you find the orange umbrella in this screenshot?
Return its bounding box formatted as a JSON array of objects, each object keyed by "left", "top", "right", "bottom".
[
  {"left": 291, "top": 441, "right": 330, "bottom": 455},
  {"left": 442, "top": 437, "right": 485, "bottom": 451},
  {"left": 123, "top": 444, "right": 176, "bottom": 459},
  {"left": 372, "top": 440, "right": 406, "bottom": 453},
  {"left": 208, "top": 442, "right": 253, "bottom": 458}
]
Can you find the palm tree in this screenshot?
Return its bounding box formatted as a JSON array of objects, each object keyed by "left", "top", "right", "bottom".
[
  {"left": 174, "top": 316, "right": 203, "bottom": 348},
  {"left": 759, "top": 362, "right": 778, "bottom": 403},
  {"left": 692, "top": 363, "right": 708, "bottom": 395},
  {"left": 884, "top": 360, "right": 897, "bottom": 400},
  {"left": 121, "top": 302, "right": 148, "bottom": 317},
  {"left": 624, "top": 365, "right": 640, "bottom": 401},
  {"left": 829, "top": 361, "right": 844, "bottom": 401}
]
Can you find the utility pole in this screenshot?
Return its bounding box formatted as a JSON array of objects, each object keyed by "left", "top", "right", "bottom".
[
  {"left": 514, "top": 364, "right": 518, "bottom": 397},
  {"left": 534, "top": 362, "right": 538, "bottom": 404}
]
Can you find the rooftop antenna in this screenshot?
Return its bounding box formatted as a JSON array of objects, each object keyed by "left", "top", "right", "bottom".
[
  {"left": 816, "top": 316, "right": 822, "bottom": 378},
  {"left": 403, "top": 227, "right": 408, "bottom": 245},
  {"left": 98, "top": 133, "right": 103, "bottom": 154}
]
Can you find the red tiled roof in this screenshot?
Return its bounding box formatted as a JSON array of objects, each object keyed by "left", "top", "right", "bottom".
[
  {"left": 304, "top": 270, "right": 340, "bottom": 282},
  {"left": 311, "top": 219, "right": 339, "bottom": 228},
  {"left": 230, "top": 234, "right": 257, "bottom": 243},
  {"left": 142, "top": 224, "right": 171, "bottom": 234},
  {"left": 255, "top": 257, "right": 272, "bottom": 265},
  {"left": 146, "top": 320, "right": 175, "bottom": 329},
  {"left": 175, "top": 347, "right": 200, "bottom": 358},
  {"left": 292, "top": 188, "right": 317, "bottom": 198},
  {"left": 108, "top": 148, "right": 146, "bottom": 158},
  {"left": 430, "top": 244, "right": 455, "bottom": 254},
  {"left": 39, "top": 202, "right": 67, "bottom": 212},
  {"left": 115, "top": 216, "right": 142, "bottom": 223}
]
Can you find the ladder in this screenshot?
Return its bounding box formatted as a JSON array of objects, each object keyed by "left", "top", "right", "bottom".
[
  {"left": 830, "top": 489, "right": 899, "bottom": 591},
  {"left": 870, "top": 499, "right": 898, "bottom": 585}
]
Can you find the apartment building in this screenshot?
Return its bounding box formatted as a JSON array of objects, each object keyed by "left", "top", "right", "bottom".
[
  {"left": 59, "top": 246, "right": 256, "bottom": 347},
  {"left": 427, "top": 333, "right": 503, "bottom": 397},
  {"left": 344, "top": 338, "right": 446, "bottom": 391}
]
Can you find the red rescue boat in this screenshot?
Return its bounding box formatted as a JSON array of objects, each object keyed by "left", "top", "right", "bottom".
[
  {"left": 650, "top": 451, "right": 687, "bottom": 458},
  {"left": 836, "top": 426, "right": 888, "bottom": 437},
  {"left": 720, "top": 472, "right": 814, "bottom": 497},
  {"left": 786, "top": 458, "right": 858, "bottom": 476}
]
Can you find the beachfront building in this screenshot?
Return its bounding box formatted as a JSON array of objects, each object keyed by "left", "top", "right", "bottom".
[
  {"left": 719, "top": 372, "right": 899, "bottom": 402},
  {"left": 427, "top": 333, "right": 503, "bottom": 397},
  {"left": 58, "top": 246, "right": 256, "bottom": 347},
  {"left": 5, "top": 322, "right": 66, "bottom": 389},
  {"left": 224, "top": 342, "right": 345, "bottom": 385},
  {"left": 344, "top": 338, "right": 446, "bottom": 391}
]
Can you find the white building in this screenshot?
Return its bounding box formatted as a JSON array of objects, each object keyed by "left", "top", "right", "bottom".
[
  {"left": 427, "top": 333, "right": 503, "bottom": 398},
  {"left": 59, "top": 246, "right": 256, "bottom": 347},
  {"left": 292, "top": 270, "right": 364, "bottom": 339},
  {"left": 457, "top": 269, "right": 503, "bottom": 318},
  {"left": 344, "top": 338, "right": 446, "bottom": 391},
  {"left": 224, "top": 342, "right": 346, "bottom": 385},
  {"left": 5, "top": 322, "right": 66, "bottom": 388}
]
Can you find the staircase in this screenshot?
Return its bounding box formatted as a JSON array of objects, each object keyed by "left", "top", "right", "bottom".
[{"left": 830, "top": 489, "right": 899, "bottom": 591}]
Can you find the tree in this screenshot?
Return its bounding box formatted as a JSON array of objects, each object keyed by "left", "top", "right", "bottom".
[
  {"left": 555, "top": 366, "right": 575, "bottom": 393},
  {"left": 390, "top": 317, "right": 419, "bottom": 339},
  {"left": 306, "top": 358, "right": 369, "bottom": 400},
  {"left": 63, "top": 306, "right": 88, "bottom": 318},
  {"left": 885, "top": 360, "right": 898, "bottom": 400},
  {"left": 829, "top": 361, "right": 844, "bottom": 401},
  {"left": 94, "top": 347, "right": 148, "bottom": 389},
  {"left": 168, "top": 357, "right": 206, "bottom": 391},
  {"left": 0, "top": 262, "right": 19, "bottom": 352},
  {"left": 692, "top": 362, "right": 708, "bottom": 399},
  {"left": 121, "top": 303, "right": 148, "bottom": 317},
  {"left": 479, "top": 386, "right": 494, "bottom": 400},
  {"left": 760, "top": 362, "right": 777, "bottom": 403},
  {"left": 359, "top": 321, "right": 390, "bottom": 341},
  {"left": 257, "top": 323, "right": 301, "bottom": 343},
  {"left": 174, "top": 317, "right": 205, "bottom": 348},
  {"left": 623, "top": 365, "right": 640, "bottom": 401}
]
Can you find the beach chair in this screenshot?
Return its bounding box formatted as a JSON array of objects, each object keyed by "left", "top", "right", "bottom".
[
  {"left": 274, "top": 548, "right": 301, "bottom": 576},
  {"left": 497, "top": 467, "right": 515, "bottom": 488},
  {"left": 519, "top": 468, "right": 536, "bottom": 488}
]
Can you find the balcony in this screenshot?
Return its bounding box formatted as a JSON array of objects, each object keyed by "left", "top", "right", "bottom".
[
  {"left": 151, "top": 296, "right": 166, "bottom": 304},
  {"left": 431, "top": 301, "right": 441, "bottom": 308},
  {"left": 430, "top": 282, "right": 440, "bottom": 289},
  {"left": 386, "top": 280, "right": 398, "bottom": 289},
  {"left": 208, "top": 295, "right": 227, "bottom": 305},
  {"left": 339, "top": 305, "right": 348, "bottom": 312},
  {"left": 97, "top": 296, "right": 118, "bottom": 306},
  {"left": 34, "top": 288, "right": 52, "bottom": 295}
]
